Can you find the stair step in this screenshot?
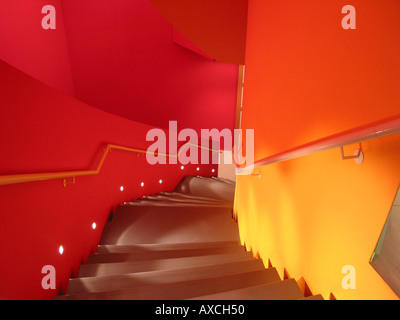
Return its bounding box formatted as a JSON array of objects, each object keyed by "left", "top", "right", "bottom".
[
  {"left": 58, "top": 267, "right": 281, "bottom": 300},
  {"left": 140, "top": 196, "right": 226, "bottom": 203},
  {"left": 160, "top": 192, "right": 229, "bottom": 203},
  {"left": 66, "top": 259, "right": 266, "bottom": 295},
  {"left": 190, "top": 278, "right": 305, "bottom": 300},
  {"left": 78, "top": 252, "right": 254, "bottom": 278},
  {"left": 56, "top": 176, "right": 323, "bottom": 300},
  {"left": 100, "top": 205, "right": 239, "bottom": 245},
  {"left": 96, "top": 241, "right": 240, "bottom": 253},
  {"left": 88, "top": 245, "right": 245, "bottom": 264},
  {"left": 143, "top": 194, "right": 229, "bottom": 204},
  {"left": 123, "top": 200, "right": 232, "bottom": 208},
  {"left": 137, "top": 197, "right": 232, "bottom": 207},
  {"left": 200, "top": 176, "right": 235, "bottom": 185},
  {"left": 174, "top": 177, "right": 235, "bottom": 202},
  {"left": 211, "top": 177, "right": 236, "bottom": 185},
  {"left": 299, "top": 294, "right": 324, "bottom": 300}
]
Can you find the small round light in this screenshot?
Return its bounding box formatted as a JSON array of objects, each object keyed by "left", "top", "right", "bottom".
[
  {"left": 159, "top": 179, "right": 163, "bottom": 184},
  {"left": 212, "top": 169, "right": 215, "bottom": 173},
  {"left": 92, "top": 222, "right": 97, "bottom": 230},
  {"left": 140, "top": 182, "right": 144, "bottom": 187},
  {"left": 120, "top": 186, "right": 124, "bottom": 191},
  {"left": 58, "top": 245, "right": 64, "bottom": 255},
  {"left": 196, "top": 167, "right": 200, "bottom": 171},
  {"left": 181, "top": 166, "right": 184, "bottom": 170}
]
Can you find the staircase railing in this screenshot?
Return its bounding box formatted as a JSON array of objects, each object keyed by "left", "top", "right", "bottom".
[
  {"left": 0, "top": 142, "right": 218, "bottom": 186},
  {"left": 236, "top": 113, "right": 400, "bottom": 174}
]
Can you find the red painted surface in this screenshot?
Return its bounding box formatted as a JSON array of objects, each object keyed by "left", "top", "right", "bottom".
[
  {"left": 149, "top": 0, "right": 248, "bottom": 65},
  {"left": 0, "top": 0, "right": 239, "bottom": 134},
  {"left": 62, "top": 0, "right": 238, "bottom": 134},
  {"left": 0, "top": 0, "right": 74, "bottom": 96},
  {"left": 0, "top": 0, "right": 239, "bottom": 299},
  {"left": 0, "top": 60, "right": 218, "bottom": 300},
  {"left": 172, "top": 27, "right": 213, "bottom": 61}
]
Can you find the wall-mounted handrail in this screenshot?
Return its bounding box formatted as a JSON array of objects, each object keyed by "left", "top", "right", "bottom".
[
  {"left": 236, "top": 113, "right": 400, "bottom": 174},
  {"left": 0, "top": 142, "right": 219, "bottom": 187}
]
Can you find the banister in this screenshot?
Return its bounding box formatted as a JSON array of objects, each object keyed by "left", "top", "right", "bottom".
[
  {"left": 236, "top": 113, "right": 400, "bottom": 174},
  {"left": 0, "top": 141, "right": 219, "bottom": 187}
]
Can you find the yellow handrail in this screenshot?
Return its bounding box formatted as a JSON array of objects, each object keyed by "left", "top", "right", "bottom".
[
  {"left": 236, "top": 113, "right": 400, "bottom": 173},
  {"left": 0, "top": 142, "right": 219, "bottom": 187}
]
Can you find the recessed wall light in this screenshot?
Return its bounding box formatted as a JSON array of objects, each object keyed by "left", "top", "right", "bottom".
[
  {"left": 120, "top": 186, "right": 124, "bottom": 191},
  {"left": 140, "top": 182, "right": 144, "bottom": 187},
  {"left": 92, "top": 222, "right": 97, "bottom": 230},
  {"left": 181, "top": 166, "right": 184, "bottom": 170},
  {"left": 212, "top": 169, "right": 215, "bottom": 173},
  {"left": 159, "top": 179, "right": 163, "bottom": 184},
  {"left": 196, "top": 167, "right": 200, "bottom": 171},
  {"left": 58, "top": 245, "right": 64, "bottom": 255}
]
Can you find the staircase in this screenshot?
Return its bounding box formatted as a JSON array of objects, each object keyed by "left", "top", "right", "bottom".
[{"left": 56, "top": 176, "right": 323, "bottom": 300}]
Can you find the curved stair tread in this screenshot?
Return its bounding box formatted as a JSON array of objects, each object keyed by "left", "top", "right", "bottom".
[
  {"left": 96, "top": 241, "right": 240, "bottom": 253},
  {"left": 66, "top": 259, "right": 266, "bottom": 295},
  {"left": 78, "top": 251, "right": 254, "bottom": 278},
  {"left": 211, "top": 177, "right": 236, "bottom": 185},
  {"left": 123, "top": 200, "right": 232, "bottom": 208},
  {"left": 56, "top": 176, "right": 322, "bottom": 300},
  {"left": 299, "top": 294, "right": 324, "bottom": 300},
  {"left": 58, "top": 268, "right": 281, "bottom": 300},
  {"left": 160, "top": 192, "right": 231, "bottom": 203},
  {"left": 189, "top": 278, "right": 305, "bottom": 300},
  {"left": 143, "top": 193, "right": 230, "bottom": 204},
  {"left": 88, "top": 245, "right": 245, "bottom": 264},
  {"left": 174, "top": 177, "right": 235, "bottom": 202},
  {"left": 100, "top": 205, "right": 239, "bottom": 245}
]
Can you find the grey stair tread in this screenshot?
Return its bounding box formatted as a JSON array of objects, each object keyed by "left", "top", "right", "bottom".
[
  {"left": 78, "top": 251, "right": 254, "bottom": 277},
  {"left": 96, "top": 241, "right": 240, "bottom": 253},
  {"left": 123, "top": 200, "right": 232, "bottom": 208},
  {"left": 58, "top": 267, "right": 281, "bottom": 300},
  {"left": 88, "top": 245, "right": 245, "bottom": 264},
  {"left": 66, "top": 259, "right": 266, "bottom": 295},
  {"left": 174, "top": 177, "right": 235, "bottom": 202},
  {"left": 298, "top": 294, "right": 324, "bottom": 300},
  {"left": 141, "top": 195, "right": 226, "bottom": 203},
  {"left": 56, "top": 176, "right": 323, "bottom": 300},
  {"left": 201, "top": 176, "right": 235, "bottom": 186},
  {"left": 211, "top": 177, "right": 236, "bottom": 185},
  {"left": 160, "top": 192, "right": 229, "bottom": 203},
  {"left": 189, "top": 278, "right": 305, "bottom": 300},
  {"left": 100, "top": 205, "right": 239, "bottom": 245},
  {"left": 144, "top": 193, "right": 229, "bottom": 204},
  {"left": 138, "top": 196, "right": 232, "bottom": 206}
]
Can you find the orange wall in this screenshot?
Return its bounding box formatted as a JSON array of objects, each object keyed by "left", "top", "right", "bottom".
[
  {"left": 236, "top": 0, "right": 400, "bottom": 299},
  {"left": 242, "top": 0, "right": 400, "bottom": 160}
]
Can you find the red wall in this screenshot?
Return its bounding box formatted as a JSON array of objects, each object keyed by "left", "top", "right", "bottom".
[
  {"left": 149, "top": 0, "right": 248, "bottom": 64},
  {"left": 0, "top": 0, "right": 74, "bottom": 96},
  {"left": 0, "top": 60, "right": 217, "bottom": 300},
  {"left": 0, "top": 0, "right": 238, "bottom": 299},
  {"left": 61, "top": 0, "right": 239, "bottom": 134},
  {"left": 0, "top": 0, "right": 239, "bottom": 136}
]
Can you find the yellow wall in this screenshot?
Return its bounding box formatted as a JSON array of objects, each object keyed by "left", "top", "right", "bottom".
[
  {"left": 234, "top": 134, "right": 400, "bottom": 299},
  {"left": 236, "top": 0, "right": 400, "bottom": 299}
]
